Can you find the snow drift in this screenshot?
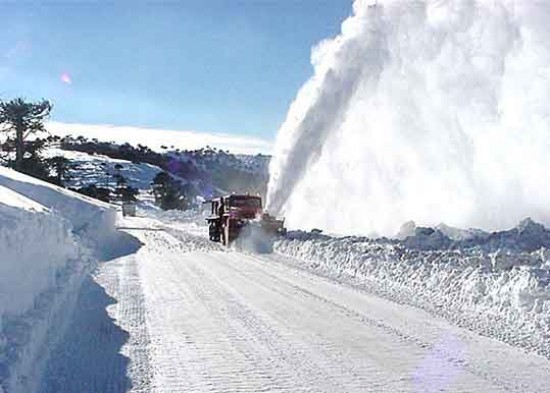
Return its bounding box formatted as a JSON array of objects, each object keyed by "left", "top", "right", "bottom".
[
  {"left": 0, "top": 168, "right": 116, "bottom": 393},
  {"left": 275, "top": 219, "right": 550, "bottom": 358},
  {"left": 267, "top": 0, "right": 550, "bottom": 236}
]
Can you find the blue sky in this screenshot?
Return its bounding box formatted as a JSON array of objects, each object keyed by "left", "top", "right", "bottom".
[{"left": 0, "top": 1, "right": 352, "bottom": 142}]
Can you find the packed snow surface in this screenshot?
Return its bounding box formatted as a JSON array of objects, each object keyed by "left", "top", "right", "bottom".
[
  {"left": 267, "top": 0, "right": 550, "bottom": 236},
  {"left": 40, "top": 214, "right": 550, "bottom": 393}
]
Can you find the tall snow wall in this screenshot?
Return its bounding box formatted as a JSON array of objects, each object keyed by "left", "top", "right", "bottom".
[
  {"left": 0, "top": 168, "right": 116, "bottom": 393},
  {"left": 267, "top": 0, "right": 550, "bottom": 236}
]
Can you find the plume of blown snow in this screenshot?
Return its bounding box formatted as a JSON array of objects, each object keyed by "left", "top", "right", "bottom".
[{"left": 267, "top": 0, "right": 550, "bottom": 236}]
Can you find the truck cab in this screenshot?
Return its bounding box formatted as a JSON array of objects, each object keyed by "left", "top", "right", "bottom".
[{"left": 206, "top": 194, "right": 284, "bottom": 246}]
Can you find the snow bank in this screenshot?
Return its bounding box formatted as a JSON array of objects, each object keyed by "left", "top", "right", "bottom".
[
  {"left": 0, "top": 168, "right": 117, "bottom": 393},
  {"left": 0, "top": 187, "right": 81, "bottom": 317},
  {"left": 0, "top": 167, "right": 116, "bottom": 250},
  {"left": 275, "top": 219, "right": 550, "bottom": 358}
]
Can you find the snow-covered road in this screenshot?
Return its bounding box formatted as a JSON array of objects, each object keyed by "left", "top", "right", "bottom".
[{"left": 44, "top": 217, "right": 550, "bottom": 392}]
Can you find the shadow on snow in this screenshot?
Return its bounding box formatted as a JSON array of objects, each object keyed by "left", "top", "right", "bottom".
[{"left": 40, "top": 230, "right": 143, "bottom": 393}]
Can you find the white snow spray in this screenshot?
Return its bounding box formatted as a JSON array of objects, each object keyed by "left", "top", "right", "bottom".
[{"left": 267, "top": 0, "right": 550, "bottom": 237}]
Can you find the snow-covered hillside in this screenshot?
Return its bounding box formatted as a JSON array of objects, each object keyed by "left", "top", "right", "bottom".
[
  {"left": 56, "top": 137, "right": 270, "bottom": 198},
  {"left": 0, "top": 167, "right": 118, "bottom": 393},
  {"left": 43, "top": 148, "right": 162, "bottom": 191}
]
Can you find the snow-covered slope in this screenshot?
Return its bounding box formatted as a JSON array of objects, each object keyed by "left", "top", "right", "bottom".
[
  {"left": 0, "top": 167, "right": 117, "bottom": 393},
  {"left": 44, "top": 148, "right": 162, "bottom": 191},
  {"left": 55, "top": 138, "right": 270, "bottom": 198}
]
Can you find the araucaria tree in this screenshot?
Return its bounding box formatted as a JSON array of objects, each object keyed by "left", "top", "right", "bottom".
[
  {"left": 0, "top": 98, "right": 52, "bottom": 170},
  {"left": 46, "top": 155, "right": 74, "bottom": 186},
  {"left": 152, "top": 171, "right": 185, "bottom": 210}
]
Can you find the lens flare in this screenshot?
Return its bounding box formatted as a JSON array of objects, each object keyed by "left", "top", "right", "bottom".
[
  {"left": 60, "top": 73, "right": 72, "bottom": 85},
  {"left": 412, "top": 333, "right": 466, "bottom": 392}
]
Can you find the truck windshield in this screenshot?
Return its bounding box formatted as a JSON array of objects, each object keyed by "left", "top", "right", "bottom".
[{"left": 230, "top": 197, "right": 261, "bottom": 209}]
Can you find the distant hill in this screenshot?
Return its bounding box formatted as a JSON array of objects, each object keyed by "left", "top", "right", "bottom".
[{"left": 57, "top": 135, "right": 270, "bottom": 200}]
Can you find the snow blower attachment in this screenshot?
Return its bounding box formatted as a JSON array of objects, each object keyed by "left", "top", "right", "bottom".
[{"left": 205, "top": 194, "right": 286, "bottom": 250}]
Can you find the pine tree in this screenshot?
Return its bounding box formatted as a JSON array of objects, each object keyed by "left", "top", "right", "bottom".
[{"left": 0, "top": 98, "right": 52, "bottom": 170}]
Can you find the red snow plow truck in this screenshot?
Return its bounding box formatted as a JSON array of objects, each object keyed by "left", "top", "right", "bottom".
[{"left": 205, "top": 194, "right": 286, "bottom": 248}]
